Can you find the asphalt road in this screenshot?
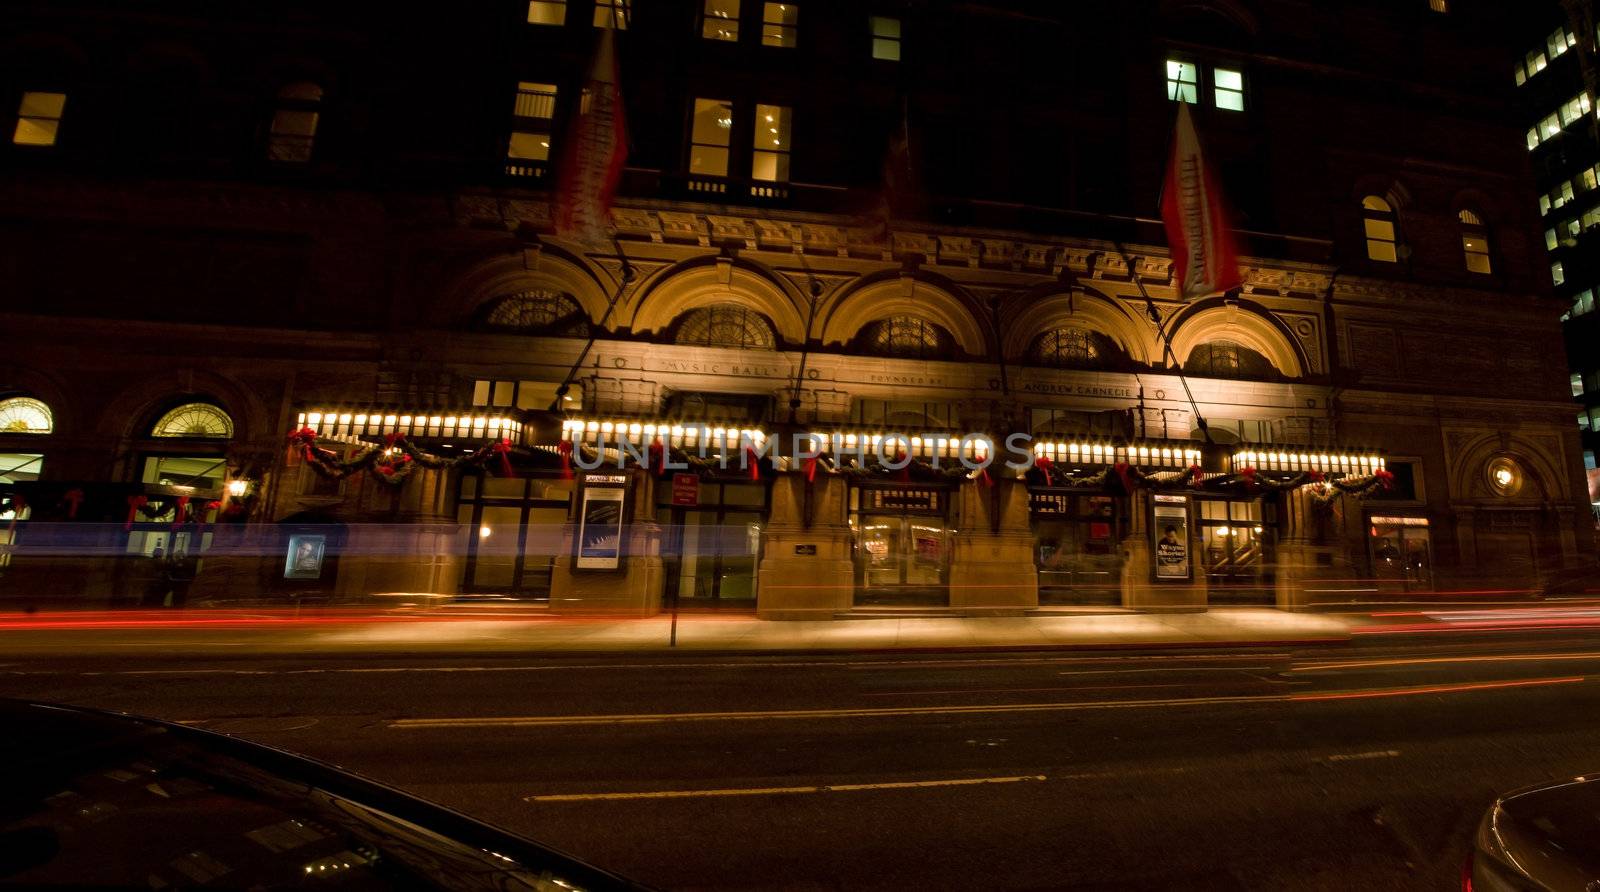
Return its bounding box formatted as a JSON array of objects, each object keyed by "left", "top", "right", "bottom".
[{"left": 4, "top": 631, "right": 1600, "bottom": 890}]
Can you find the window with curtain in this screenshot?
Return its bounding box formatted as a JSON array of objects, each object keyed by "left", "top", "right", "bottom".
[
  {"left": 267, "top": 83, "right": 322, "bottom": 163},
  {"left": 1362, "top": 195, "right": 1399, "bottom": 262},
  {"left": 1458, "top": 210, "right": 1492, "bottom": 274}
]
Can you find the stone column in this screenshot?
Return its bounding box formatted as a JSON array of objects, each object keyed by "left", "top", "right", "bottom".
[
  {"left": 757, "top": 471, "right": 855, "bottom": 620},
  {"left": 949, "top": 478, "right": 1037, "bottom": 615},
  {"left": 549, "top": 471, "right": 663, "bottom": 615},
  {"left": 332, "top": 464, "right": 463, "bottom": 602},
  {"left": 1272, "top": 487, "right": 1353, "bottom": 610}
]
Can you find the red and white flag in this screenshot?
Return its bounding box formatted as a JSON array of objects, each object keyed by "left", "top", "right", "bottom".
[
  {"left": 1160, "top": 103, "right": 1242, "bottom": 300},
  {"left": 554, "top": 28, "right": 628, "bottom": 248}
]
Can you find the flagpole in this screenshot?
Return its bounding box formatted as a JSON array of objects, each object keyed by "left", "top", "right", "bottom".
[{"left": 549, "top": 238, "right": 633, "bottom": 412}]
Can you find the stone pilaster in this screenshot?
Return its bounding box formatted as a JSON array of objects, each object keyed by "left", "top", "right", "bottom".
[{"left": 757, "top": 472, "right": 854, "bottom": 619}]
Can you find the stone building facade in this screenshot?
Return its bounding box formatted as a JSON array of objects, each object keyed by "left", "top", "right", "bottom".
[{"left": 0, "top": 0, "right": 1590, "bottom": 614}]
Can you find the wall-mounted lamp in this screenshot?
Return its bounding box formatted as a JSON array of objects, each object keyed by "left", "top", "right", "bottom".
[{"left": 226, "top": 479, "right": 250, "bottom": 499}]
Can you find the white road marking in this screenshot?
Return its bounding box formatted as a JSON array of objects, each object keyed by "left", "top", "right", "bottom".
[{"left": 526, "top": 774, "right": 1048, "bottom": 802}]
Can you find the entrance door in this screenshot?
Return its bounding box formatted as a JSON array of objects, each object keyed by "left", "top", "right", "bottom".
[
  {"left": 854, "top": 517, "right": 951, "bottom": 606},
  {"left": 457, "top": 475, "right": 573, "bottom": 599},
  {"left": 1370, "top": 518, "right": 1433, "bottom": 592}
]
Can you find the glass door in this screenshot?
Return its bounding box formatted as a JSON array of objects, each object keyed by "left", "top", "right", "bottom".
[
  {"left": 853, "top": 517, "right": 951, "bottom": 606},
  {"left": 657, "top": 481, "right": 767, "bottom": 609},
  {"left": 1198, "top": 499, "right": 1272, "bottom": 605},
  {"left": 457, "top": 475, "right": 572, "bottom": 599}
]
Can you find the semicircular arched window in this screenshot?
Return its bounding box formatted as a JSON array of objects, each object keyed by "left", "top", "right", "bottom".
[
  {"left": 859, "top": 315, "right": 955, "bottom": 360},
  {"left": 673, "top": 305, "right": 778, "bottom": 350},
  {"left": 152, "top": 403, "right": 234, "bottom": 439},
  {"left": 1026, "top": 328, "right": 1126, "bottom": 370},
  {"left": 1184, "top": 339, "right": 1277, "bottom": 380},
  {"left": 0, "top": 397, "right": 53, "bottom": 434},
  {"left": 482, "top": 290, "right": 590, "bottom": 336}
]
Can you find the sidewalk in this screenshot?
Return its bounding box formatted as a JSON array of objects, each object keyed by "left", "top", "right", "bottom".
[{"left": 0, "top": 607, "right": 1363, "bottom": 656}]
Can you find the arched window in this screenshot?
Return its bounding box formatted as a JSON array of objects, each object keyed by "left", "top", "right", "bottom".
[
  {"left": 673, "top": 305, "right": 778, "bottom": 350},
  {"left": 482, "top": 290, "right": 589, "bottom": 335},
  {"left": 1362, "top": 195, "right": 1399, "bottom": 262},
  {"left": 0, "top": 397, "right": 52, "bottom": 434},
  {"left": 858, "top": 315, "right": 955, "bottom": 360},
  {"left": 267, "top": 82, "right": 322, "bottom": 163},
  {"left": 1459, "top": 209, "right": 1492, "bottom": 275},
  {"left": 1026, "top": 328, "right": 1125, "bottom": 370},
  {"left": 1184, "top": 340, "right": 1276, "bottom": 380},
  {"left": 152, "top": 403, "right": 234, "bottom": 439}
]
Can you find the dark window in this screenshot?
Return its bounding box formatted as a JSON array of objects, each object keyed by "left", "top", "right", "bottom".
[
  {"left": 1026, "top": 328, "right": 1125, "bottom": 370},
  {"left": 673, "top": 305, "right": 778, "bottom": 349},
  {"left": 1184, "top": 340, "right": 1276, "bottom": 380},
  {"left": 858, "top": 316, "right": 955, "bottom": 360},
  {"left": 481, "top": 290, "right": 588, "bottom": 335}
]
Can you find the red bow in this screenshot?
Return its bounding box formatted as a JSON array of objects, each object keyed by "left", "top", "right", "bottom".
[
  {"left": 63, "top": 488, "right": 84, "bottom": 519},
  {"left": 1188, "top": 463, "right": 1204, "bottom": 486},
  {"left": 744, "top": 446, "right": 762, "bottom": 481},
  {"left": 125, "top": 495, "right": 149, "bottom": 531},
  {"left": 804, "top": 455, "right": 819, "bottom": 483},
  {"left": 287, "top": 427, "right": 319, "bottom": 462},
  {"left": 557, "top": 440, "right": 574, "bottom": 480},
  {"left": 978, "top": 467, "right": 993, "bottom": 488},
  {"left": 196, "top": 500, "right": 221, "bottom": 532},
  {"left": 1375, "top": 469, "right": 1395, "bottom": 491},
  {"left": 1112, "top": 461, "right": 1136, "bottom": 494},
  {"left": 382, "top": 432, "right": 403, "bottom": 451},
  {"left": 1035, "top": 456, "right": 1055, "bottom": 486},
  {"left": 647, "top": 438, "right": 666, "bottom": 475},
  {"left": 494, "top": 438, "right": 515, "bottom": 478},
  {"left": 171, "top": 495, "right": 191, "bottom": 529},
  {"left": 4, "top": 494, "right": 25, "bottom": 533},
  {"left": 1306, "top": 470, "right": 1325, "bottom": 483},
  {"left": 1239, "top": 466, "right": 1258, "bottom": 491},
  {"left": 893, "top": 450, "right": 910, "bottom": 483}
]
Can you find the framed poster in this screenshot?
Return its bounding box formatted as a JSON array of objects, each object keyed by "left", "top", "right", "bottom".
[
  {"left": 1152, "top": 495, "right": 1191, "bottom": 581},
  {"left": 284, "top": 534, "right": 326, "bottom": 580},
  {"left": 576, "top": 475, "right": 626, "bottom": 570}
]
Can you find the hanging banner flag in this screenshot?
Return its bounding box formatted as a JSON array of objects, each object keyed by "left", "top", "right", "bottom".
[
  {"left": 554, "top": 28, "right": 628, "bottom": 248},
  {"left": 1160, "top": 103, "right": 1242, "bottom": 301}
]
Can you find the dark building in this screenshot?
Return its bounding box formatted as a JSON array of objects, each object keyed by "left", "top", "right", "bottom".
[
  {"left": 0, "top": 0, "right": 1590, "bottom": 616},
  {"left": 1514, "top": 0, "right": 1600, "bottom": 518}
]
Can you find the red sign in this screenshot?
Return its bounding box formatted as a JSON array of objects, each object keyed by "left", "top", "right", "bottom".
[{"left": 671, "top": 473, "right": 700, "bottom": 507}]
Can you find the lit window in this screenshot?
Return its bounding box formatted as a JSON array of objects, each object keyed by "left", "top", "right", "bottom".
[
  {"left": 528, "top": 0, "right": 567, "bottom": 25},
  {"left": 762, "top": 3, "right": 797, "bottom": 46},
  {"left": 674, "top": 305, "right": 777, "bottom": 349},
  {"left": 860, "top": 316, "right": 954, "bottom": 359},
  {"left": 752, "top": 103, "right": 790, "bottom": 182},
  {"left": 1540, "top": 194, "right": 1552, "bottom": 215},
  {"left": 1553, "top": 261, "right": 1566, "bottom": 286},
  {"left": 1527, "top": 50, "right": 1548, "bottom": 77},
  {"left": 702, "top": 0, "right": 739, "bottom": 41},
  {"left": 1429, "top": 0, "right": 1446, "bottom": 11},
  {"left": 1586, "top": 450, "right": 1597, "bottom": 471},
  {"left": 1527, "top": 128, "right": 1540, "bottom": 151},
  {"left": 1166, "top": 60, "right": 1198, "bottom": 103},
  {"left": 1549, "top": 26, "right": 1574, "bottom": 59},
  {"left": 1213, "top": 68, "right": 1244, "bottom": 111},
  {"left": 1577, "top": 289, "right": 1596, "bottom": 316},
  {"left": 1580, "top": 412, "right": 1591, "bottom": 432},
  {"left": 0, "top": 397, "right": 52, "bottom": 434},
  {"left": 1547, "top": 228, "right": 1559, "bottom": 251},
  {"left": 152, "top": 403, "right": 234, "bottom": 439},
  {"left": 1583, "top": 168, "right": 1598, "bottom": 191},
  {"left": 1515, "top": 64, "right": 1526, "bottom": 87},
  {"left": 1573, "top": 373, "right": 1585, "bottom": 398},
  {"left": 267, "top": 83, "right": 321, "bottom": 163},
  {"left": 1027, "top": 329, "right": 1125, "bottom": 370},
  {"left": 1540, "top": 112, "right": 1561, "bottom": 140},
  {"left": 1459, "top": 209, "right": 1491, "bottom": 275},
  {"left": 689, "top": 97, "right": 733, "bottom": 176},
  {"left": 508, "top": 82, "right": 558, "bottom": 164},
  {"left": 870, "top": 16, "right": 901, "bottom": 61},
  {"left": 1362, "top": 195, "right": 1399, "bottom": 263},
  {"left": 593, "top": 0, "right": 628, "bottom": 28},
  {"left": 12, "top": 91, "right": 66, "bottom": 147}
]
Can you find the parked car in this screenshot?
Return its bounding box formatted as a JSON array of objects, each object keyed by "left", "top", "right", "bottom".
[
  {"left": 1468, "top": 775, "right": 1600, "bottom": 891},
  {"left": 0, "top": 699, "right": 647, "bottom": 890}
]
